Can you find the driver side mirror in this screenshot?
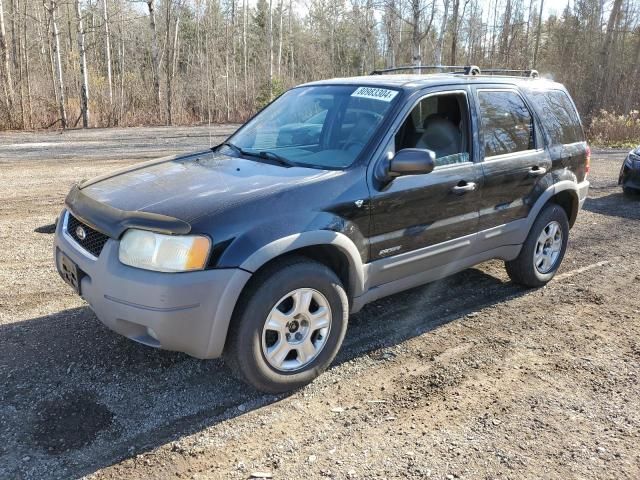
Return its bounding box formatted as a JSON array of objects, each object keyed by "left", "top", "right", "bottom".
[{"left": 389, "top": 148, "right": 436, "bottom": 177}]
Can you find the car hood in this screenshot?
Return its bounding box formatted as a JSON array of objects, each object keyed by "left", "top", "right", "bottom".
[{"left": 79, "top": 150, "right": 341, "bottom": 223}]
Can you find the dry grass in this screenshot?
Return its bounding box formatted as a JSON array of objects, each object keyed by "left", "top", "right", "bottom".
[{"left": 588, "top": 110, "right": 640, "bottom": 148}]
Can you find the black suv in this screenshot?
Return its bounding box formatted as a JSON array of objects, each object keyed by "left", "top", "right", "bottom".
[
  {"left": 619, "top": 146, "right": 640, "bottom": 195},
  {"left": 54, "top": 66, "right": 590, "bottom": 392}
]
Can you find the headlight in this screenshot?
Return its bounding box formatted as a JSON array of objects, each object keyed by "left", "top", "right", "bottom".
[{"left": 119, "top": 229, "right": 211, "bottom": 272}]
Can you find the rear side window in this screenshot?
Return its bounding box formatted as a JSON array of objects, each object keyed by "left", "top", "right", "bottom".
[
  {"left": 477, "top": 90, "right": 534, "bottom": 158},
  {"left": 526, "top": 89, "right": 584, "bottom": 145}
]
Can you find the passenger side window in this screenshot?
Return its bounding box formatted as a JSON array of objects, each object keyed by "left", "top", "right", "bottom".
[
  {"left": 394, "top": 93, "right": 470, "bottom": 167},
  {"left": 478, "top": 90, "right": 534, "bottom": 158}
]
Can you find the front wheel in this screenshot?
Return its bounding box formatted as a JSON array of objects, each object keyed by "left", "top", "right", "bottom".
[
  {"left": 505, "top": 202, "right": 569, "bottom": 287},
  {"left": 224, "top": 257, "right": 349, "bottom": 393}
]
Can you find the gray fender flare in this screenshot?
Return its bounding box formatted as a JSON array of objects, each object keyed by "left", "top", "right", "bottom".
[
  {"left": 240, "top": 231, "right": 367, "bottom": 298},
  {"left": 522, "top": 180, "right": 582, "bottom": 241}
]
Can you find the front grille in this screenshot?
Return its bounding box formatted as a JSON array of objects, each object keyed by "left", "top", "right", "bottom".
[{"left": 66, "top": 213, "right": 109, "bottom": 258}]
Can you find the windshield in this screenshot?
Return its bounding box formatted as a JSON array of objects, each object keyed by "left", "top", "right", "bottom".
[{"left": 225, "top": 85, "right": 400, "bottom": 169}]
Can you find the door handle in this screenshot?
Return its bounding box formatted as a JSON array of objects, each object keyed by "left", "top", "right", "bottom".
[
  {"left": 451, "top": 182, "right": 477, "bottom": 195},
  {"left": 528, "top": 166, "right": 547, "bottom": 177}
]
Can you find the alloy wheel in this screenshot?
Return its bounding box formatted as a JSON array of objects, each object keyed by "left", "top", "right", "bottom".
[
  {"left": 261, "top": 288, "right": 332, "bottom": 372},
  {"left": 534, "top": 220, "right": 563, "bottom": 274}
]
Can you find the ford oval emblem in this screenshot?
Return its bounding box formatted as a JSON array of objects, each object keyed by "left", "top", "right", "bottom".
[{"left": 75, "top": 225, "right": 87, "bottom": 240}]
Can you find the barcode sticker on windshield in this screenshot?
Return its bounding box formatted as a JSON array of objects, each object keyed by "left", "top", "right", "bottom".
[{"left": 351, "top": 87, "right": 398, "bottom": 102}]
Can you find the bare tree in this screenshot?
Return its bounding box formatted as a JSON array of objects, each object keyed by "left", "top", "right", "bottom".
[
  {"left": 277, "top": 0, "right": 283, "bottom": 76},
  {"left": 75, "top": 0, "right": 90, "bottom": 127},
  {"left": 21, "top": 0, "right": 31, "bottom": 128},
  {"left": 0, "top": 0, "right": 639, "bottom": 132},
  {"left": 593, "top": 0, "right": 624, "bottom": 113},
  {"left": 45, "top": 0, "right": 67, "bottom": 128},
  {"left": 165, "top": 0, "right": 181, "bottom": 125},
  {"left": 533, "top": 0, "right": 544, "bottom": 67},
  {"left": 0, "top": 0, "right": 14, "bottom": 125},
  {"left": 395, "top": 0, "right": 437, "bottom": 70},
  {"left": 435, "top": 0, "right": 449, "bottom": 65},
  {"left": 147, "top": 0, "right": 161, "bottom": 117},
  {"left": 103, "top": 0, "right": 114, "bottom": 113},
  {"left": 268, "top": 0, "right": 273, "bottom": 99}
]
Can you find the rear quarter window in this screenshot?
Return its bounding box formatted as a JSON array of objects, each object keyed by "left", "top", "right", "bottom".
[{"left": 526, "top": 89, "right": 584, "bottom": 145}]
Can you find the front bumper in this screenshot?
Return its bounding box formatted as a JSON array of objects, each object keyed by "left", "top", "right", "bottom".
[{"left": 54, "top": 210, "right": 251, "bottom": 359}]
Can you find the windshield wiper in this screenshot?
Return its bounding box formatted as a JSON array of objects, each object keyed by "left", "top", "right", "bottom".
[
  {"left": 215, "top": 141, "right": 245, "bottom": 156},
  {"left": 215, "top": 142, "right": 296, "bottom": 168},
  {"left": 257, "top": 150, "right": 297, "bottom": 167}
]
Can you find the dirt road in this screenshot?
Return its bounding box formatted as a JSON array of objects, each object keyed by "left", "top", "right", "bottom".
[{"left": 0, "top": 128, "right": 638, "bottom": 480}]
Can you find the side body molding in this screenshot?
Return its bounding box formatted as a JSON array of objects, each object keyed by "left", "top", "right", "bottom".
[{"left": 240, "top": 231, "right": 367, "bottom": 299}]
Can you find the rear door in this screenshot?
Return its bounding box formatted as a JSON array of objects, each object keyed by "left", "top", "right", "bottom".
[
  {"left": 472, "top": 87, "right": 551, "bottom": 230},
  {"left": 523, "top": 88, "right": 589, "bottom": 182}
]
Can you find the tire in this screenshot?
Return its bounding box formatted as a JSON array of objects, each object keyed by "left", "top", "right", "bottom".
[
  {"left": 224, "top": 256, "right": 349, "bottom": 393},
  {"left": 623, "top": 186, "right": 638, "bottom": 197},
  {"left": 505, "top": 202, "right": 569, "bottom": 288}
]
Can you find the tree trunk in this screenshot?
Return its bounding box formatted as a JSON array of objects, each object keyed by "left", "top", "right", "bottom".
[
  {"left": 449, "top": 0, "right": 459, "bottom": 65},
  {"left": 44, "top": 5, "right": 58, "bottom": 103},
  {"left": 75, "top": 0, "right": 89, "bottom": 127},
  {"left": 277, "top": 0, "right": 283, "bottom": 77},
  {"left": 435, "top": 0, "right": 450, "bottom": 65},
  {"left": 499, "top": 0, "right": 512, "bottom": 64},
  {"left": 231, "top": 0, "right": 237, "bottom": 118},
  {"left": 147, "top": 0, "right": 161, "bottom": 118},
  {"left": 242, "top": 0, "right": 247, "bottom": 107},
  {"left": 288, "top": 0, "right": 293, "bottom": 81},
  {"left": 9, "top": 0, "right": 17, "bottom": 70},
  {"left": 22, "top": 0, "right": 31, "bottom": 128},
  {"left": 167, "top": 12, "right": 180, "bottom": 125},
  {"left": 268, "top": 0, "right": 273, "bottom": 99},
  {"left": 118, "top": 0, "right": 125, "bottom": 123},
  {"left": 411, "top": 0, "right": 421, "bottom": 70},
  {"left": 164, "top": 0, "right": 172, "bottom": 125},
  {"left": 0, "top": 0, "right": 14, "bottom": 125},
  {"left": 49, "top": 0, "right": 67, "bottom": 128},
  {"left": 593, "top": 0, "right": 623, "bottom": 113},
  {"left": 524, "top": 0, "right": 534, "bottom": 67},
  {"left": 103, "top": 0, "right": 113, "bottom": 114},
  {"left": 533, "top": 0, "right": 544, "bottom": 68}
]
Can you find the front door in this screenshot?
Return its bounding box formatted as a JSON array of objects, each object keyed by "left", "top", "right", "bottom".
[{"left": 367, "top": 89, "right": 483, "bottom": 286}]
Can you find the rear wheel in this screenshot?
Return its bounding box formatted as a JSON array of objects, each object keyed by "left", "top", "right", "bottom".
[
  {"left": 623, "top": 186, "right": 638, "bottom": 197},
  {"left": 224, "top": 257, "right": 349, "bottom": 393},
  {"left": 505, "top": 203, "right": 569, "bottom": 287}
]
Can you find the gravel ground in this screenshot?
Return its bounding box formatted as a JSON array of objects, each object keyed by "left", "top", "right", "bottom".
[{"left": 0, "top": 128, "right": 638, "bottom": 480}]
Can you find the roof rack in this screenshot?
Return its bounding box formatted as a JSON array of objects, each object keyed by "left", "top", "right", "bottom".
[
  {"left": 369, "top": 65, "right": 539, "bottom": 78},
  {"left": 481, "top": 68, "right": 539, "bottom": 78},
  {"left": 370, "top": 65, "right": 480, "bottom": 75}
]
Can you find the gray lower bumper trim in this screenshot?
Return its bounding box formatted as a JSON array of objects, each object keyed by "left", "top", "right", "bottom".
[{"left": 54, "top": 211, "right": 251, "bottom": 359}]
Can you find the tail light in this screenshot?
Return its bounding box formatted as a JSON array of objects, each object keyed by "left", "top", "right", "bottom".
[{"left": 585, "top": 145, "right": 591, "bottom": 177}]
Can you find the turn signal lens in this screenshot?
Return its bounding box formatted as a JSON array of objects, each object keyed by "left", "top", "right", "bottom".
[
  {"left": 119, "top": 229, "right": 211, "bottom": 272},
  {"left": 585, "top": 145, "right": 591, "bottom": 177},
  {"left": 186, "top": 236, "right": 211, "bottom": 270}
]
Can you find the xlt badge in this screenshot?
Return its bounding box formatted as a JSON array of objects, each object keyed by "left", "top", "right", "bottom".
[{"left": 379, "top": 245, "right": 402, "bottom": 256}]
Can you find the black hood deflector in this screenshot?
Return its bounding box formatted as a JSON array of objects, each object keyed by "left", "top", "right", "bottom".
[{"left": 65, "top": 184, "right": 191, "bottom": 239}]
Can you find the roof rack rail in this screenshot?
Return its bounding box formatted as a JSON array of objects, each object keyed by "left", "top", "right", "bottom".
[
  {"left": 481, "top": 68, "right": 539, "bottom": 78},
  {"left": 370, "top": 65, "right": 481, "bottom": 76},
  {"left": 369, "top": 65, "right": 539, "bottom": 78}
]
